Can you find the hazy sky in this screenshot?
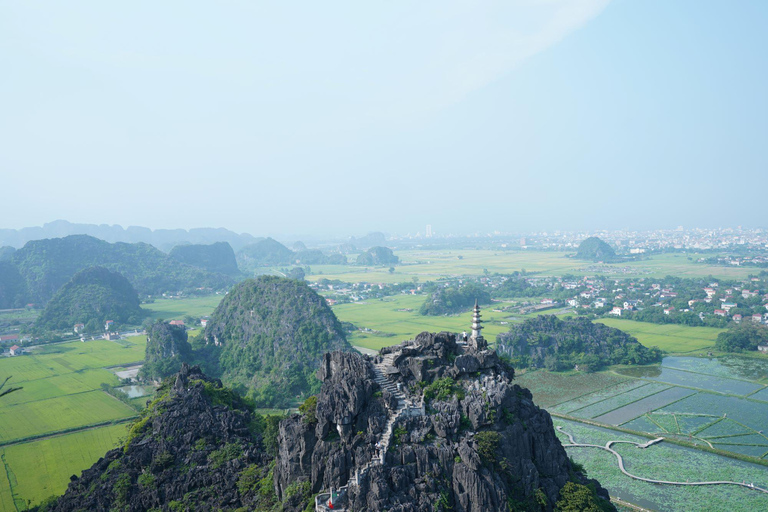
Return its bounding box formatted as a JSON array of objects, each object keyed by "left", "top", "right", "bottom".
[{"left": 2, "top": 1, "right": 767, "bottom": 237}]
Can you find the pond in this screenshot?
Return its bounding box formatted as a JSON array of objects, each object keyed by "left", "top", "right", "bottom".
[
  {"left": 663, "top": 355, "right": 768, "bottom": 382},
  {"left": 616, "top": 357, "right": 765, "bottom": 397}
]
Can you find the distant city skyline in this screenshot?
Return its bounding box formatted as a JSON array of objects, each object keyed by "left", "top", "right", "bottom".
[{"left": 2, "top": 1, "right": 767, "bottom": 235}]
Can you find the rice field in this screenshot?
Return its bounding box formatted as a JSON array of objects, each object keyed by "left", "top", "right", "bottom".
[
  {"left": 569, "top": 382, "right": 672, "bottom": 419},
  {"left": 592, "top": 387, "right": 696, "bottom": 425},
  {"left": 513, "top": 370, "right": 631, "bottom": 408},
  {"left": 143, "top": 295, "right": 224, "bottom": 321},
  {"left": 617, "top": 366, "right": 764, "bottom": 397},
  {"left": 550, "top": 379, "right": 650, "bottom": 414},
  {"left": 303, "top": 250, "right": 756, "bottom": 283},
  {"left": 554, "top": 418, "right": 768, "bottom": 512},
  {"left": 333, "top": 294, "right": 511, "bottom": 351},
  {"left": 0, "top": 336, "right": 148, "bottom": 508},
  {"left": 595, "top": 318, "right": 723, "bottom": 353},
  {"left": 523, "top": 356, "right": 768, "bottom": 461},
  {"left": 0, "top": 391, "right": 136, "bottom": 444},
  {"left": 0, "top": 423, "right": 127, "bottom": 511}
]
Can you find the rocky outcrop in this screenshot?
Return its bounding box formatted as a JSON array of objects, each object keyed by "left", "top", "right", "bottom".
[
  {"left": 47, "top": 333, "right": 615, "bottom": 512},
  {"left": 139, "top": 320, "right": 194, "bottom": 381},
  {"left": 277, "top": 332, "right": 614, "bottom": 512},
  {"left": 49, "top": 364, "right": 273, "bottom": 512},
  {"left": 205, "top": 276, "right": 352, "bottom": 407}
]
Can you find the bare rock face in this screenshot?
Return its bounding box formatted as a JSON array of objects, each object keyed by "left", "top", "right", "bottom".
[
  {"left": 276, "top": 333, "right": 615, "bottom": 512},
  {"left": 47, "top": 335, "right": 615, "bottom": 512}
]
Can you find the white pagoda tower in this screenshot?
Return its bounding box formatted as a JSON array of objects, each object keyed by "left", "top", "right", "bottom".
[{"left": 469, "top": 299, "right": 487, "bottom": 350}]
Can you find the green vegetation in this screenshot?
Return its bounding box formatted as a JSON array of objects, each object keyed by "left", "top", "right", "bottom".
[
  {"left": 298, "top": 395, "right": 318, "bottom": 424},
  {"left": 208, "top": 442, "right": 242, "bottom": 469},
  {"left": 144, "top": 295, "right": 224, "bottom": 321},
  {"left": 575, "top": 237, "right": 618, "bottom": 263},
  {"left": 554, "top": 418, "right": 768, "bottom": 512},
  {"left": 514, "top": 371, "right": 631, "bottom": 408},
  {"left": 498, "top": 316, "right": 662, "bottom": 372},
  {"left": 716, "top": 322, "right": 768, "bottom": 353},
  {"left": 34, "top": 266, "right": 146, "bottom": 332},
  {"left": 237, "top": 237, "right": 294, "bottom": 268},
  {"left": 139, "top": 320, "right": 193, "bottom": 381},
  {"left": 355, "top": 246, "right": 399, "bottom": 266},
  {"left": 0, "top": 391, "right": 136, "bottom": 444},
  {"left": 169, "top": 241, "right": 241, "bottom": 276},
  {"left": 423, "top": 377, "right": 465, "bottom": 402},
  {"left": 555, "top": 481, "right": 614, "bottom": 512},
  {"left": 303, "top": 250, "right": 757, "bottom": 284},
  {"left": 0, "top": 423, "right": 127, "bottom": 508},
  {"left": 332, "top": 294, "right": 509, "bottom": 352},
  {"left": 474, "top": 431, "right": 500, "bottom": 466},
  {"left": 0, "top": 260, "right": 27, "bottom": 309},
  {"left": 419, "top": 282, "right": 490, "bottom": 316},
  {"left": 208, "top": 276, "right": 351, "bottom": 407},
  {"left": 0, "top": 335, "right": 147, "bottom": 508},
  {"left": 6, "top": 234, "right": 234, "bottom": 306},
  {"left": 595, "top": 318, "right": 723, "bottom": 353}
]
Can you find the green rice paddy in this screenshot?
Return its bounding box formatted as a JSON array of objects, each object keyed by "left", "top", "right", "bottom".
[
  {"left": 595, "top": 318, "right": 723, "bottom": 353},
  {"left": 0, "top": 336, "right": 147, "bottom": 508},
  {"left": 554, "top": 418, "right": 768, "bottom": 512},
  {"left": 304, "top": 250, "right": 756, "bottom": 283},
  {"left": 332, "top": 294, "right": 510, "bottom": 351},
  {"left": 0, "top": 424, "right": 127, "bottom": 511}
]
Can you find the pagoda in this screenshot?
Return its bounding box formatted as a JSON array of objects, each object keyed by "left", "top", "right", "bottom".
[{"left": 468, "top": 299, "right": 487, "bottom": 351}]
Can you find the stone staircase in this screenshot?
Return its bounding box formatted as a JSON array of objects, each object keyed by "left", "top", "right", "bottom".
[
  {"left": 315, "top": 353, "right": 423, "bottom": 511},
  {"left": 371, "top": 353, "right": 411, "bottom": 464}
]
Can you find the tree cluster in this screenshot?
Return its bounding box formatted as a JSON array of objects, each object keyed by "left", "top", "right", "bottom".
[
  {"left": 497, "top": 315, "right": 662, "bottom": 372},
  {"left": 34, "top": 267, "right": 146, "bottom": 332},
  {"left": 420, "top": 282, "right": 491, "bottom": 316}
]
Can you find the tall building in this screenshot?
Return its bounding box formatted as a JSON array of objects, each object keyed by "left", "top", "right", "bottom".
[{"left": 426, "top": 224, "right": 433, "bottom": 238}]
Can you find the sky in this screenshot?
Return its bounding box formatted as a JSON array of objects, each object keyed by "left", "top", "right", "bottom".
[{"left": 2, "top": 0, "right": 767, "bottom": 237}]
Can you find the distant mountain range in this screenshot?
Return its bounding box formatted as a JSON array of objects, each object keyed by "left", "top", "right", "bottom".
[
  {"left": 0, "top": 220, "right": 260, "bottom": 252},
  {"left": 0, "top": 235, "right": 235, "bottom": 308}
]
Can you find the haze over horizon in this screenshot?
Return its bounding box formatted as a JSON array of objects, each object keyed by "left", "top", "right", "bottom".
[{"left": 3, "top": 1, "right": 767, "bottom": 236}]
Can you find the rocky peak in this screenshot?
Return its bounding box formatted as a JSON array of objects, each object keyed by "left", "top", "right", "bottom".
[{"left": 276, "top": 332, "right": 615, "bottom": 512}]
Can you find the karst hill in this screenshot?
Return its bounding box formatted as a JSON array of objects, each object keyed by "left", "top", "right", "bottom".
[{"left": 46, "top": 328, "right": 615, "bottom": 511}]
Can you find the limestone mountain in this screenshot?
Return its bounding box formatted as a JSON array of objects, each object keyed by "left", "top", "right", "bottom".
[
  {"left": 34, "top": 267, "right": 146, "bottom": 332},
  {"left": 204, "top": 276, "right": 351, "bottom": 406},
  {"left": 294, "top": 249, "right": 347, "bottom": 265},
  {"left": 420, "top": 282, "right": 491, "bottom": 316},
  {"left": 496, "top": 315, "right": 662, "bottom": 372},
  {"left": 44, "top": 339, "right": 615, "bottom": 512},
  {"left": 237, "top": 238, "right": 346, "bottom": 271},
  {"left": 139, "top": 321, "right": 194, "bottom": 382},
  {"left": 169, "top": 241, "right": 241, "bottom": 276},
  {"left": 276, "top": 332, "right": 615, "bottom": 511},
  {"left": 575, "top": 237, "right": 617, "bottom": 262},
  {"left": 0, "top": 246, "right": 15, "bottom": 261},
  {"left": 355, "top": 246, "right": 399, "bottom": 266},
  {"left": 236, "top": 237, "right": 294, "bottom": 269},
  {"left": 0, "top": 261, "right": 27, "bottom": 309},
  {"left": 349, "top": 231, "right": 387, "bottom": 250},
  {"left": 8, "top": 235, "right": 234, "bottom": 304},
  {"left": 0, "top": 220, "right": 260, "bottom": 251}
]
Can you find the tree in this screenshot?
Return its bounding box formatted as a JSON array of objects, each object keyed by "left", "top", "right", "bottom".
[
  {"left": 555, "top": 481, "right": 613, "bottom": 511},
  {"left": 716, "top": 322, "right": 768, "bottom": 352},
  {"left": 0, "top": 376, "right": 21, "bottom": 398}
]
